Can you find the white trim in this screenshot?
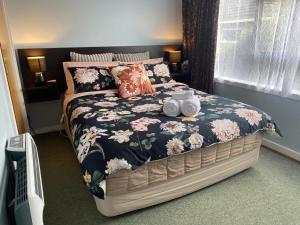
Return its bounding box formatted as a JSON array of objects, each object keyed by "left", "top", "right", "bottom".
[
  {"left": 219, "top": 18, "right": 255, "bottom": 24},
  {"left": 215, "top": 76, "right": 259, "bottom": 90},
  {"left": 214, "top": 76, "right": 282, "bottom": 94},
  {"left": 0, "top": 45, "right": 17, "bottom": 134},
  {"left": 0, "top": 0, "right": 29, "bottom": 132},
  {"left": 262, "top": 138, "right": 300, "bottom": 162},
  {"left": 33, "top": 124, "right": 63, "bottom": 135},
  {"left": 288, "top": 91, "right": 300, "bottom": 101},
  {"left": 214, "top": 78, "right": 300, "bottom": 101}
]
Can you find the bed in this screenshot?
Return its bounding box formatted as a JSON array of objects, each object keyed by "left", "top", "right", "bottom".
[
  {"left": 62, "top": 70, "right": 280, "bottom": 216},
  {"left": 15, "top": 45, "right": 280, "bottom": 216}
]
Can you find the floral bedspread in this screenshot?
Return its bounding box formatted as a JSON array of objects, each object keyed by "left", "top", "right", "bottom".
[{"left": 65, "top": 83, "right": 281, "bottom": 199}]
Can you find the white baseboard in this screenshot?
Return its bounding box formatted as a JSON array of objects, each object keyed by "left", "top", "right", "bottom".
[
  {"left": 262, "top": 138, "right": 300, "bottom": 162},
  {"left": 32, "top": 124, "right": 63, "bottom": 135}
]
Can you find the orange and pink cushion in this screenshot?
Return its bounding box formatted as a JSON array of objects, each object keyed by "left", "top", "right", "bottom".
[{"left": 110, "top": 64, "right": 155, "bottom": 98}]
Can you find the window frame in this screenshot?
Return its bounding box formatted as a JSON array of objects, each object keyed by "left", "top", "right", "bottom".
[{"left": 215, "top": 0, "right": 300, "bottom": 100}]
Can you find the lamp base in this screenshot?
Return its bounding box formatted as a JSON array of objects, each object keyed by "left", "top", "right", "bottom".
[
  {"left": 34, "top": 72, "right": 45, "bottom": 85},
  {"left": 170, "top": 63, "right": 180, "bottom": 73}
]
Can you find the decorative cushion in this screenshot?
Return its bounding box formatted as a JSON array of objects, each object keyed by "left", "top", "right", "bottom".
[
  {"left": 110, "top": 64, "right": 156, "bottom": 98},
  {"left": 70, "top": 52, "right": 114, "bottom": 62},
  {"left": 63, "top": 61, "right": 119, "bottom": 95},
  {"left": 67, "top": 67, "right": 115, "bottom": 93},
  {"left": 144, "top": 62, "right": 173, "bottom": 84},
  {"left": 113, "top": 51, "right": 150, "bottom": 62}
]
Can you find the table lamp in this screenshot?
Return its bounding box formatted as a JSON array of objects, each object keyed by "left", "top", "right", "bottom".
[
  {"left": 27, "top": 56, "right": 46, "bottom": 85},
  {"left": 168, "top": 51, "right": 181, "bottom": 73}
]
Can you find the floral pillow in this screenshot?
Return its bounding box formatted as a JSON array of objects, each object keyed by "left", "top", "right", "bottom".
[
  {"left": 68, "top": 67, "right": 115, "bottom": 93},
  {"left": 109, "top": 64, "right": 156, "bottom": 98},
  {"left": 144, "top": 62, "right": 173, "bottom": 84}
]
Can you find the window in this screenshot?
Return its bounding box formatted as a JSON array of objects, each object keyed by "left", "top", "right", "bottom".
[{"left": 215, "top": 0, "right": 300, "bottom": 99}]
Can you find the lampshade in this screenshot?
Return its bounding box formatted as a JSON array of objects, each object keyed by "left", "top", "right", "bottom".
[
  {"left": 27, "top": 56, "right": 46, "bottom": 73},
  {"left": 169, "top": 51, "right": 181, "bottom": 63}
]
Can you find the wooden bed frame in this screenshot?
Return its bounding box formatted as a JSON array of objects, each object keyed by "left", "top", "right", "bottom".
[{"left": 17, "top": 44, "right": 182, "bottom": 93}]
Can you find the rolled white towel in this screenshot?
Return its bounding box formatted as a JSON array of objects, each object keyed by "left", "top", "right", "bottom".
[
  {"left": 180, "top": 95, "right": 201, "bottom": 117},
  {"left": 172, "top": 90, "right": 187, "bottom": 100},
  {"left": 184, "top": 89, "right": 194, "bottom": 98},
  {"left": 172, "top": 89, "right": 195, "bottom": 100},
  {"left": 163, "top": 99, "right": 181, "bottom": 117}
]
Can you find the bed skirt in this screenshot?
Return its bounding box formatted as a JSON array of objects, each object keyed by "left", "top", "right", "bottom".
[
  {"left": 63, "top": 116, "right": 262, "bottom": 216},
  {"left": 93, "top": 132, "right": 263, "bottom": 216}
]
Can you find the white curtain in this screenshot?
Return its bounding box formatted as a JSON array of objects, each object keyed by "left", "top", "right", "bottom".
[{"left": 215, "top": 0, "right": 300, "bottom": 98}]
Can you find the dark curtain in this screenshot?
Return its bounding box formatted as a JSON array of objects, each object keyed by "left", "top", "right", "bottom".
[{"left": 182, "top": 0, "right": 220, "bottom": 94}]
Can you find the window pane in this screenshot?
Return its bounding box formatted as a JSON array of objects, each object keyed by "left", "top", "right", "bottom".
[
  {"left": 215, "top": 0, "right": 258, "bottom": 83},
  {"left": 216, "top": 0, "right": 300, "bottom": 96}
]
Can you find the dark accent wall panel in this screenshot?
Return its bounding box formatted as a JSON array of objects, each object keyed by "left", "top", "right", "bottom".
[{"left": 17, "top": 44, "right": 182, "bottom": 92}]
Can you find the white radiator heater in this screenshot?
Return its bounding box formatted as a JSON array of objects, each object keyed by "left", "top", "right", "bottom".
[{"left": 6, "top": 133, "right": 44, "bottom": 225}]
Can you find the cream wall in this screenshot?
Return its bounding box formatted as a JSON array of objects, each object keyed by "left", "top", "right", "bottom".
[
  {"left": 6, "top": 0, "right": 182, "bottom": 48},
  {"left": 0, "top": 0, "right": 28, "bottom": 133},
  {"left": 5, "top": 0, "right": 182, "bottom": 133},
  {"left": 215, "top": 82, "right": 300, "bottom": 154}
]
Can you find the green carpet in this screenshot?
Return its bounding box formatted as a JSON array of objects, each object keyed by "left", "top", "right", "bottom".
[{"left": 34, "top": 132, "right": 300, "bottom": 225}]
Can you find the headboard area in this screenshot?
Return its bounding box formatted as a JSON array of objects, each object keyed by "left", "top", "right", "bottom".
[{"left": 17, "top": 44, "right": 182, "bottom": 93}]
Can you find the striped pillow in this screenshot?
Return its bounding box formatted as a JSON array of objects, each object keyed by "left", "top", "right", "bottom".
[
  {"left": 120, "top": 57, "right": 164, "bottom": 65},
  {"left": 70, "top": 52, "right": 114, "bottom": 62},
  {"left": 113, "top": 51, "right": 150, "bottom": 62}
]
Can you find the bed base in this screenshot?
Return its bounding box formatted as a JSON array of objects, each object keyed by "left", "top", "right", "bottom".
[
  {"left": 94, "top": 135, "right": 262, "bottom": 216},
  {"left": 63, "top": 116, "right": 262, "bottom": 217}
]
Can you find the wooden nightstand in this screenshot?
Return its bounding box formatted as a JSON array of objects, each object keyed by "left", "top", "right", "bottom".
[
  {"left": 171, "top": 72, "right": 191, "bottom": 85},
  {"left": 24, "top": 81, "right": 60, "bottom": 103},
  {"left": 23, "top": 80, "right": 63, "bottom": 134}
]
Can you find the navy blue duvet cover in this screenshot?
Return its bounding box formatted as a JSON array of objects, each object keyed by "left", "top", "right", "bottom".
[{"left": 65, "top": 83, "right": 281, "bottom": 199}]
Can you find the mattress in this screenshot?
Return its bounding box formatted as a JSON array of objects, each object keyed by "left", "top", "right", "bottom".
[{"left": 95, "top": 132, "right": 262, "bottom": 216}]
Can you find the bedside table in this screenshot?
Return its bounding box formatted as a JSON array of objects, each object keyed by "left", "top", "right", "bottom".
[
  {"left": 171, "top": 72, "right": 191, "bottom": 85},
  {"left": 24, "top": 81, "right": 60, "bottom": 103},
  {"left": 23, "top": 81, "right": 63, "bottom": 134}
]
